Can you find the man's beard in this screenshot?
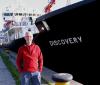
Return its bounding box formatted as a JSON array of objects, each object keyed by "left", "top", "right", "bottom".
[{"left": 26, "top": 40, "right": 32, "bottom": 44}]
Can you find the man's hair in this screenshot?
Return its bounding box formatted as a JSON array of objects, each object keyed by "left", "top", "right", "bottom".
[{"left": 25, "top": 31, "right": 33, "bottom": 37}]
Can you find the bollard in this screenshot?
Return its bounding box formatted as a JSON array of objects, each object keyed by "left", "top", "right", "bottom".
[
  {"left": 55, "top": 82, "right": 70, "bottom": 85},
  {"left": 52, "top": 73, "right": 73, "bottom": 85}
]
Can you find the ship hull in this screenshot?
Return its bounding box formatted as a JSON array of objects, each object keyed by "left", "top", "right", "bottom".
[{"left": 8, "top": 0, "right": 96, "bottom": 84}]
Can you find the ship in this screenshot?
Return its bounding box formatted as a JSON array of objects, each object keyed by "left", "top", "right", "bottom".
[
  {"left": 1, "top": 6, "right": 44, "bottom": 44},
  {"left": 0, "top": 0, "right": 83, "bottom": 44},
  {"left": 5, "top": 0, "right": 96, "bottom": 84}
]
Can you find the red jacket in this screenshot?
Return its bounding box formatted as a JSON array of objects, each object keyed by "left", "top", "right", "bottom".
[{"left": 16, "top": 43, "right": 43, "bottom": 73}]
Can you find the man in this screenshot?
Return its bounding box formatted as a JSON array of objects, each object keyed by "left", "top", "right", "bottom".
[{"left": 16, "top": 31, "right": 43, "bottom": 85}]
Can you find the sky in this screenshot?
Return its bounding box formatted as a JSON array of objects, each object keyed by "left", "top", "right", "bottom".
[{"left": 0, "top": 0, "right": 82, "bottom": 31}]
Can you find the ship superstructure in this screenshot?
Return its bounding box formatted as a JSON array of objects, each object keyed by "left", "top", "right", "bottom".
[{"left": 2, "top": 6, "right": 42, "bottom": 44}]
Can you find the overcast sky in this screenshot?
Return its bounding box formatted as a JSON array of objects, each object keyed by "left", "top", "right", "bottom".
[{"left": 0, "top": 0, "right": 82, "bottom": 31}]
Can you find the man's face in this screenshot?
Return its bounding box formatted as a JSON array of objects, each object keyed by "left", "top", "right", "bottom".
[{"left": 24, "top": 32, "right": 33, "bottom": 44}]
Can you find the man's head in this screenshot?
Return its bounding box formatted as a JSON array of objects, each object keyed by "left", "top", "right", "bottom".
[{"left": 24, "top": 31, "right": 33, "bottom": 45}]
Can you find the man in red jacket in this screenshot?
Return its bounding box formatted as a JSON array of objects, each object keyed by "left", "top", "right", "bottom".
[{"left": 16, "top": 31, "right": 43, "bottom": 85}]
